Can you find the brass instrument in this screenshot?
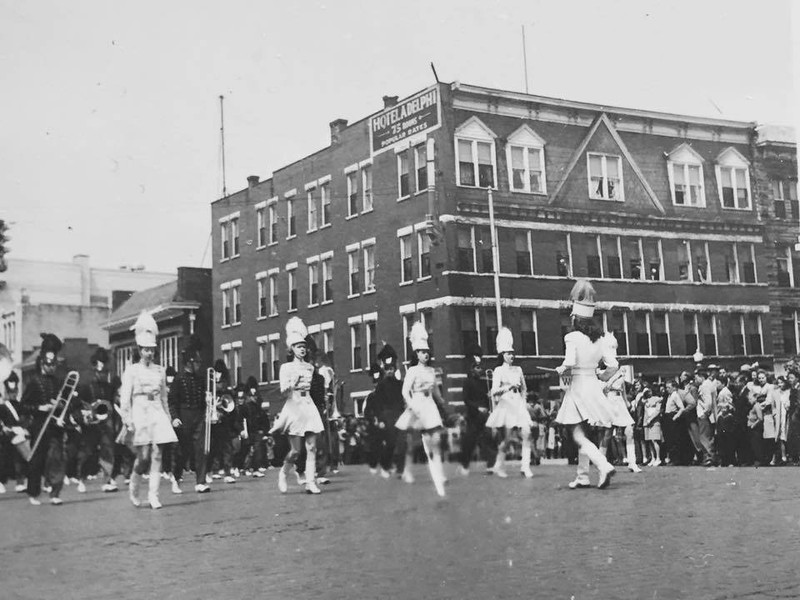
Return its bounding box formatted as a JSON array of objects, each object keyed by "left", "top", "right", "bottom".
[
  {"left": 82, "top": 399, "right": 113, "bottom": 425},
  {"left": 29, "top": 370, "right": 80, "bottom": 460},
  {"left": 204, "top": 368, "right": 216, "bottom": 454}
]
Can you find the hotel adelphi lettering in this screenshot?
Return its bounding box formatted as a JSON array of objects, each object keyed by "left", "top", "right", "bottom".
[{"left": 370, "top": 87, "right": 440, "bottom": 155}]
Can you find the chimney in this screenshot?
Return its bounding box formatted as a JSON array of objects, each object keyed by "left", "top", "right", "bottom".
[
  {"left": 72, "top": 254, "right": 91, "bottom": 306},
  {"left": 383, "top": 95, "right": 399, "bottom": 109},
  {"left": 329, "top": 118, "right": 348, "bottom": 145},
  {"left": 247, "top": 175, "right": 260, "bottom": 189}
]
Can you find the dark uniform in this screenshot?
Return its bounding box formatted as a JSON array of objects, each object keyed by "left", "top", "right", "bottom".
[
  {"left": 460, "top": 346, "right": 497, "bottom": 471},
  {"left": 168, "top": 365, "right": 208, "bottom": 486},
  {"left": 76, "top": 351, "right": 117, "bottom": 488}
]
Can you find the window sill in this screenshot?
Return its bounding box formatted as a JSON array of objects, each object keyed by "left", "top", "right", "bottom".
[
  {"left": 231, "top": 322, "right": 241, "bottom": 327},
  {"left": 346, "top": 214, "right": 359, "bottom": 221},
  {"left": 257, "top": 316, "right": 267, "bottom": 321},
  {"left": 397, "top": 195, "right": 411, "bottom": 203},
  {"left": 319, "top": 223, "right": 331, "bottom": 230},
  {"left": 269, "top": 313, "right": 279, "bottom": 318},
  {"left": 456, "top": 184, "right": 498, "bottom": 191},
  {"left": 308, "top": 303, "right": 319, "bottom": 309},
  {"left": 361, "top": 208, "right": 374, "bottom": 215},
  {"left": 671, "top": 202, "right": 707, "bottom": 209},
  {"left": 287, "top": 309, "right": 298, "bottom": 314},
  {"left": 399, "top": 281, "right": 414, "bottom": 287},
  {"left": 268, "top": 241, "right": 279, "bottom": 247},
  {"left": 363, "top": 289, "right": 376, "bottom": 295},
  {"left": 510, "top": 189, "right": 548, "bottom": 196},
  {"left": 417, "top": 276, "right": 432, "bottom": 282},
  {"left": 348, "top": 293, "right": 361, "bottom": 299},
  {"left": 350, "top": 369, "right": 365, "bottom": 374},
  {"left": 307, "top": 228, "right": 318, "bottom": 235},
  {"left": 321, "top": 300, "right": 333, "bottom": 306},
  {"left": 286, "top": 235, "right": 297, "bottom": 241},
  {"left": 256, "top": 245, "right": 266, "bottom": 251},
  {"left": 221, "top": 324, "right": 231, "bottom": 329},
  {"left": 721, "top": 206, "right": 753, "bottom": 212},
  {"left": 590, "top": 196, "right": 625, "bottom": 203},
  {"left": 219, "top": 258, "right": 230, "bottom": 264}
]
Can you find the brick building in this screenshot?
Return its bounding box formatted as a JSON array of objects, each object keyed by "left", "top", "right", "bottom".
[{"left": 211, "top": 82, "right": 797, "bottom": 413}]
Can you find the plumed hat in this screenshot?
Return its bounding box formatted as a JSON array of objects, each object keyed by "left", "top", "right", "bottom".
[
  {"left": 408, "top": 321, "right": 429, "bottom": 352},
  {"left": 90, "top": 347, "right": 109, "bottom": 366},
  {"left": 377, "top": 343, "right": 398, "bottom": 368},
  {"left": 132, "top": 311, "right": 158, "bottom": 347},
  {"left": 40, "top": 333, "right": 63, "bottom": 356},
  {"left": 464, "top": 344, "right": 483, "bottom": 366},
  {"left": 184, "top": 334, "right": 203, "bottom": 356},
  {"left": 496, "top": 327, "right": 514, "bottom": 354},
  {"left": 165, "top": 366, "right": 176, "bottom": 378},
  {"left": 368, "top": 361, "right": 383, "bottom": 382},
  {"left": 285, "top": 316, "right": 308, "bottom": 349},
  {"left": 245, "top": 375, "right": 259, "bottom": 391},
  {"left": 569, "top": 279, "right": 596, "bottom": 318}
]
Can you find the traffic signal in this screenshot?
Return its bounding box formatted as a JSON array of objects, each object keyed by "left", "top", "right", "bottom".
[{"left": 0, "top": 219, "right": 9, "bottom": 273}]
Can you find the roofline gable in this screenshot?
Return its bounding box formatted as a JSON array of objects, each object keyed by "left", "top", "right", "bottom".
[
  {"left": 454, "top": 115, "right": 498, "bottom": 139},
  {"left": 667, "top": 142, "right": 705, "bottom": 164},
  {"left": 716, "top": 146, "right": 751, "bottom": 166}
]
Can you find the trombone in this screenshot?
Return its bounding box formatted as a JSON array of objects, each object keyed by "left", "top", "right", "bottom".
[
  {"left": 29, "top": 371, "right": 80, "bottom": 460},
  {"left": 204, "top": 368, "right": 216, "bottom": 455}
]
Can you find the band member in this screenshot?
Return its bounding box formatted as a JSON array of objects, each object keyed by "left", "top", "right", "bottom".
[
  {"left": 363, "top": 361, "right": 383, "bottom": 474},
  {"left": 554, "top": 280, "right": 617, "bottom": 490},
  {"left": 1, "top": 370, "right": 29, "bottom": 493},
  {"left": 599, "top": 359, "right": 641, "bottom": 473},
  {"left": 458, "top": 344, "right": 496, "bottom": 475},
  {"left": 76, "top": 348, "right": 119, "bottom": 493},
  {"left": 208, "top": 359, "right": 236, "bottom": 483},
  {"left": 120, "top": 312, "right": 178, "bottom": 509},
  {"left": 395, "top": 322, "right": 447, "bottom": 497},
  {"left": 295, "top": 335, "right": 331, "bottom": 486},
  {"left": 168, "top": 336, "right": 210, "bottom": 493},
  {"left": 24, "top": 333, "right": 74, "bottom": 505},
  {"left": 368, "top": 344, "right": 406, "bottom": 478},
  {"left": 241, "top": 376, "right": 269, "bottom": 476},
  {"left": 270, "top": 317, "right": 324, "bottom": 494},
  {"left": 485, "top": 329, "right": 534, "bottom": 478}
]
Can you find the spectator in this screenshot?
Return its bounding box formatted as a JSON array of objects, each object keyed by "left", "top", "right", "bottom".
[{"left": 643, "top": 388, "right": 663, "bottom": 466}]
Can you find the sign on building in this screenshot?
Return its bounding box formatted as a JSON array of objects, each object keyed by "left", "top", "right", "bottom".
[{"left": 370, "top": 87, "right": 440, "bottom": 155}]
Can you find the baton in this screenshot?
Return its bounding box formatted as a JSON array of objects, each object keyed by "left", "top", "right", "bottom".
[{"left": 535, "top": 366, "right": 559, "bottom": 373}]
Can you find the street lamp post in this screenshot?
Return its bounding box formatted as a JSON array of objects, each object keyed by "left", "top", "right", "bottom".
[{"left": 487, "top": 188, "right": 502, "bottom": 329}]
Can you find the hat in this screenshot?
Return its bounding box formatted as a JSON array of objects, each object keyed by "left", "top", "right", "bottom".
[
  {"left": 165, "top": 366, "right": 176, "bottom": 378},
  {"left": 496, "top": 327, "right": 514, "bottom": 354},
  {"left": 377, "top": 343, "right": 398, "bottom": 368},
  {"left": 90, "top": 347, "right": 109, "bottom": 366},
  {"left": 707, "top": 364, "right": 721, "bottom": 371},
  {"left": 740, "top": 363, "right": 752, "bottom": 372},
  {"left": 368, "top": 361, "right": 383, "bottom": 382},
  {"left": 245, "top": 375, "right": 259, "bottom": 391},
  {"left": 304, "top": 333, "right": 318, "bottom": 356},
  {"left": 285, "top": 316, "right": 308, "bottom": 348},
  {"left": 40, "top": 333, "right": 63, "bottom": 356},
  {"left": 213, "top": 359, "right": 228, "bottom": 375},
  {"left": 132, "top": 311, "right": 158, "bottom": 347},
  {"left": 569, "top": 279, "right": 596, "bottom": 318},
  {"left": 465, "top": 342, "right": 483, "bottom": 366},
  {"left": 408, "top": 321, "right": 429, "bottom": 352}
]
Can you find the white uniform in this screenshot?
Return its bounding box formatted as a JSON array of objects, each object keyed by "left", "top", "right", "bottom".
[
  {"left": 555, "top": 331, "right": 617, "bottom": 427},
  {"left": 485, "top": 363, "right": 533, "bottom": 430},
  {"left": 602, "top": 374, "right": 634, "bottom": 428},
  {"left": 395, "top": 365, "right": 442, "bottom": 431},
  {"left": 120, "top": 362, "right": 177, "bottom": 447},
  {"left": 271, "top": 360, "right": 324, "bottom": 436}
]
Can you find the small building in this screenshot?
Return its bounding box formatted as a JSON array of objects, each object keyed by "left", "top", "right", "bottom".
[{"left": 105, "top": 267, "right": 213, "bottom": 375}]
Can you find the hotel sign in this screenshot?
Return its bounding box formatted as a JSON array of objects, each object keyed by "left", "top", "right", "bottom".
[{"left": 370, "top": 87, "right": 440, "bottom": 155}]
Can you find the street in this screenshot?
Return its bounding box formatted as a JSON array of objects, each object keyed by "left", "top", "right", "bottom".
[{"left": 1, "top": 462, "right": 798, "bottom": 600}]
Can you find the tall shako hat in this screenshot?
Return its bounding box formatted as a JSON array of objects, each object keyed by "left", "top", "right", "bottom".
[
  {"left": 569, "top": 279, "right": 596, "bottom": 318},
  {"left": 408, "top": 321, "right": 429, "bottom": 352},
  {"left": 132, "top": 311, "right": 158, "bottom": 347},
  {"left": 377, "top": 343, "right": 398, "bottom": 369},
  {"left": 184, "top": 334, "right": 203, "bottom": 357},
  {"left": 285, "top": 316, "right": 308, "bottom": 349},
  {"left": 496, "top": 327, "right": 514, "bottom": 354},
  {"left": 40, "top": 333, "right": 63, "bottom": 356},
  {"left": 368, "top": 361, "right": 382, "bottom": 382},
  {"left": 90, "top": 347, "right": 109, "bottom": 366},
  {"left": 465, "top": 343, "right": 483, "bottom": 367}
]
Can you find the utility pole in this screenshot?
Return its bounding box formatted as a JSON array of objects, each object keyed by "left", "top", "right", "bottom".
[
  {"left": 220, "top": 95, "right": 227, "bottom": 198},
  {"left": 522, "top": 25, "right": 529, "bottom": 94},
  {"left": 487, "top": 188, "right": 502, "bottom": 328}
]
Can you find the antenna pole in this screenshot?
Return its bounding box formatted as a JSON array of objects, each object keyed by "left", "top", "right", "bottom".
[
  {"left": 522, "top": 25, "right": 529, "bottom": 94},
  {"left": 220, "top": 95, "right": 227, "bottom": 197}
]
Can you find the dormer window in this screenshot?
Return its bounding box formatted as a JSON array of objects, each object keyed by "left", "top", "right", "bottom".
[
  {"left": 715, "top": 148, "right": 752, "bottom": 210},
  {"left": 667, "top": 144, "right": 705, "bottom": 207},
  {"left": 587, "top": 153, "right": 623, "bottom": 201},
  {"left": 455, "top": 117, "right": 497, "bottom": 189},
  {"left": 506, "top": 125, "right": 546, "bottom": 194}
]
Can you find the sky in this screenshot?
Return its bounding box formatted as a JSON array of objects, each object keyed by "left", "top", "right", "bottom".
[{"left": 1, "top": 0, "right": 797, "bottom": 273}]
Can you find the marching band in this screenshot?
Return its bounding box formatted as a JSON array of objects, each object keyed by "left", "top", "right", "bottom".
[{"left": 0, "top": 281, "right": 635, "bottom": 509}]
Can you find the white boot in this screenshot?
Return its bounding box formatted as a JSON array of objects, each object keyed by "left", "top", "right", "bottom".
[
  {"left": 148, "top": 457, "right": 162, "bottom": 509},
  {"left": 520, "top": 445, "right": 533, "bottom": 478},
  {"left": 129, "top": 473, "right": 141, "bottom": 507},
  {"left": 492, "top": 451, "right": 508, "bottom": 478},
  {"left": 429, "top": 455, "right": 446, "bottom": 497},
  {"left": 627, "top": 440, "right": 642, "bottom": 472},
  {"left": 278, "top": 464, "right": 288, "bottom": 493},
  {"left": 304, "top": 452, "right": 320, "bottom": 494}
]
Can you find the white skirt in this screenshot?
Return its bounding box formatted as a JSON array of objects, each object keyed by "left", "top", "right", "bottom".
[
  {"left": 131, "top": 397, "right": 178, "bottom": 446},
  {"left": 555, "top": 373, "right": 614, "bottom": 428},
  {"left": 485, "top": 392, "right": 533, "bottom": 430},
  {"left": 270, "top": 393, "right": 324, "bottom": 436},
  {"left": 395, "top": 393, "right": 443, "bottom": 431},
  {"left": 601, "top": 391, "right": 634, "bottom": 428}
]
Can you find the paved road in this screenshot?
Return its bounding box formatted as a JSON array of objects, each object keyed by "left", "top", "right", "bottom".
[{"left": 1, "top": 462, "right": 798, "bottom": 600}]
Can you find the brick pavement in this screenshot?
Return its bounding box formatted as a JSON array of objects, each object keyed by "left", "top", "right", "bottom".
[{"left": 1, "top": 463, "right": 798, "bottom": 600}]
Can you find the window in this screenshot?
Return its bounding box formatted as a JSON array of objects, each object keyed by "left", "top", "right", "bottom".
[
  {"left": 230, "top": 218, "right": 240, "bottom": 257},
  {"left": 716, "top": 149, "right": 751, "bottom": 210},
  {"left": 723, "top": 243, "right": 739, "bottom": 283},
  {"left": 269, "top": 274, "right": 278, "bottom": 315},
  {"left": 457, "top": 226, "right": 476, "bottom": 272},
  {"left": 222, "top": 288, "right": 231, "bottom": 326},
  {"left": 741, "top": 244, "right": 756, "bottom": 284},
  {"left": 643, "top": 239, "right": 662, "bottom": 281},
  {"left": 159, "top": 335, "right": 179, "bottom": 371},
  {"left": 684, "top": 314, "right": 698, "bottom": 355},
  {"left": 286, "top": 196, "right": 296, "bottom": 238},
  {"left": 222, "top": 349, "right": 231, "bottom": 372},
  {"left": 651, "top": 312, "right": 670, "bottom": 356},
  {"left": 362, "top": 165, "right": 373, "bottom": 212},
  {"left": 348, "top": 249, "right": 360, "bottom": 295},
  {"left": 633, "top": 312, "right": 651, "bottom": 356},
  {"left": 782, "top": 309, "right": 799, "bottom": 355},
  {"left": 556, "top": 234, "right": 572, "bottom": 277},
  {"left": 232, "top": 347, "right": 241, "bottom": 386},
  {"left": 322, "top": 255, "right": 333, "bottom": 302},
  {"left": 287, "top": 268, "right": 297, "bottom": 311},
  {"left": 520, "top": 311, "right": 538, "bottom": 355},
  {"left": 257, "top": 278, "right": 267, "bottom": 318},
  {"left": 307, "top": 187, "right": 318, "bottom": 232},
  {"left": 777, "top": 246, "right": 795, "bottom": 287},
  {"left": 515, "top": 231, "right": 533, "bottom": 275},
  {"left": 694, "top": 242, "right": 710, "bottom": 282},
  {"left": 624, "top": 238, "right": 642, "bottom": 280},
  {"left": 363, "top": 244, "right": 375, "bottom": 292},
  {"left": 366, "top": 320, "right": 377, "bottom": 367},
  {"left": 586, "top": 235, "right": 602, "bottom": 278},
  {"left": 731, "top": 314, "right": 745, "bottom": 355},
  {"left": 398, "top": 152, "right": 410, "bottom": 198},
  {"left": 484, "top": 310, "right": 498, "bottom": 355},
  {"left": 418, "top": 230, "right": 431, "bottom": 279},
  {"left": 400, "top": 235, "right": 413, "bottom": 283},
  {"left": 415, "top": 144, "right": 427, "bottom": 192},
  {"left": 507, "top": 125, "right": 546, "bottom": 194},
  {"left": 231, "top": 286, "right": 241, "bottom": 324},
  {"left": 350, "top": 323, "right": 362, "bottom": 371},
  {"left": 455, "top": 118, "right": 498, "bottom": 188},
  {"left": 322, "top": 325, "right": 334, "bottom": 367},
  {"left": 308, "top": 261, "right": 319, "bottom": 306},
  {"left": 670, "top": 165, "right": 704, "bottom": 207},
  {"left": 320, "top": 182, "right": 330, "bottom": 226},
  {"left": 605, "top": 310, "right": 628, "bottom": 355},
  {"left": 256, "top": 208, "right": 266, "bottom": 248},
  {"left": 268, "top": 204, "right": 278, "bottom": 244},
  {"left": 476, "top": 227, "right": 493, "bottom": 274},
  {"left": 678, "top": 241, "right": 692, "bottom": 281},
  {"left": 588, "top": 153, "right": 622, "bottom": 201},
  {"left": 699, "top": 314, "right": 718, "bottom": 355},
  {"left": 602, "top": 236, "right": 621, "bottom": 279},
  {"left": 259, "top": 342, "right": 269, "bottom": 383},
  {"left": 744, "top": 314, "right": 763, "bottom": 355},
  {"left": 772, "top": 180, "right": 799, "bottom": 221},
  {"left": 458, "top": 308, "right": 478, "bottom": 353},
  {"left": 270, "top": 339, "right": 281, "bottom": 381},
  {"left": 220, "top": 222, "right": 230, "bottom": 260},
  {"left": 347, "top": 171, "right": 359, "bottom": 217}
]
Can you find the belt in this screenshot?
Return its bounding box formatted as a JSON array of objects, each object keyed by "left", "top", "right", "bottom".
[{"left": 298, "top": 391, "right": 309, "bottom": 397}]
